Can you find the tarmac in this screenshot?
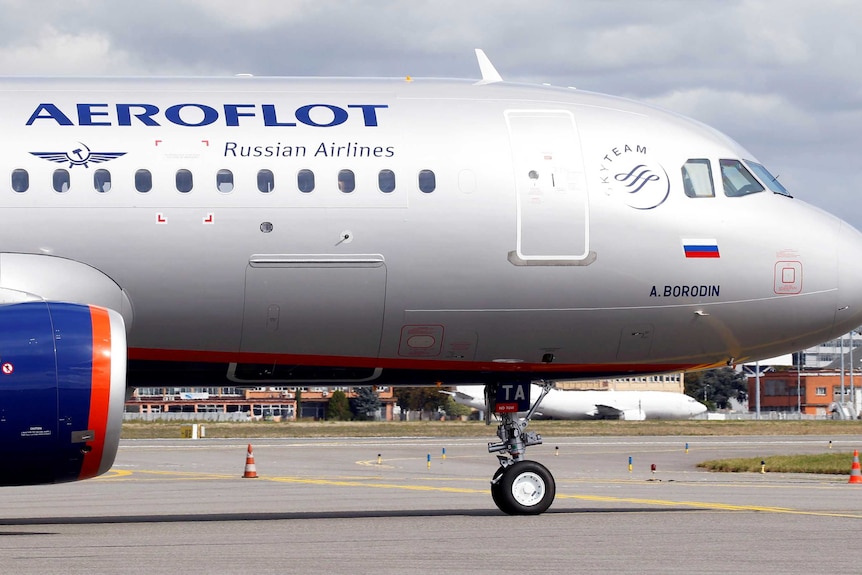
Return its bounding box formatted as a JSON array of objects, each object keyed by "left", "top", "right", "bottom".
[{"left": 1, "top": 434, "right": 861, "bottom": 574}]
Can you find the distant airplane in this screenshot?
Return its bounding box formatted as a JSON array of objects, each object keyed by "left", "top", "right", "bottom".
[
  {"left": 2, "top": 49, "right": 862, "bottom": 515},
  {"left": 447, "top": 385, "right": 708, "bottom": 420}
]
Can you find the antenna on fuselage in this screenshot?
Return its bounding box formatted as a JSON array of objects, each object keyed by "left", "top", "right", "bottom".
[{"left": 474, "top": 49, "right": 503, "bottom": 85}]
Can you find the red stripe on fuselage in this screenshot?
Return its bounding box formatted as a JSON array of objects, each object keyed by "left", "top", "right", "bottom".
[
  {"left": 79, "top": 307, "right": 112, "bottom": 480},
  {"left": 128, "top": 347, "right": 710, "bottom": 375}
]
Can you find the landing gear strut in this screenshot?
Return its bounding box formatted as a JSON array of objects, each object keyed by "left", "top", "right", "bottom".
[{"left": 486, "top": 381, "right": 556, "bottom": 515}]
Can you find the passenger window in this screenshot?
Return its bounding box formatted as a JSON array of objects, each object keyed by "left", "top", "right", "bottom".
[
  {"left": 216, "top": 169, "right": 233, "bottom": 193},
  {"left": 11, "top": 169, "right": 28, "bottom": 192},
  {"left": 720, "top": 159, "right": 764, "bottom": 197},
  {"left": 338, "top": 169, "right": 355, "bottom": 193},
  {"left": 176, "top": 169, "right": 193, "bottom": 193},
  {"left": 378, "top": 169, "right": 396, "bottom": 193},
  {"left": 418, "top": 169, "right": 436, "bottom": 193},
  {"left": 53, "top": 169, "right": 70, "bottom": 193},
  {"left": 257, "top": 169, "right": 274, "bottom": 193},
  {"left": 135, "top": 169, "right": 153, "bottom": 193},
  {"left": 681, "top": 159, "right": 714, "bottom": 198},
  {"left": 297, "top": 169, "right": 315, "bottom": 193},
  {"left": 94, "top": 169, "right": 111, "bottom": 193}
]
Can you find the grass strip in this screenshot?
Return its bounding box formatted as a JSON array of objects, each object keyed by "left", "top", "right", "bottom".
[
  {"left": 121, "top": 419, "right": 862, "bottom": 440},
  {"left": 698, "top": 452, "right": 856, "bottom": 474}
]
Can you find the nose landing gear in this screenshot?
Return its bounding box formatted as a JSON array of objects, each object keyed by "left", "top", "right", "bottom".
[{"left": 485, "top": 381, "right": 556, "bottom": 515}]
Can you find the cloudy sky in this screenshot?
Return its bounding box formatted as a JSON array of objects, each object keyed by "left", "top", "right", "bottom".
[{"left": 0, "top": 0, "right": 860, "bottom": 226}]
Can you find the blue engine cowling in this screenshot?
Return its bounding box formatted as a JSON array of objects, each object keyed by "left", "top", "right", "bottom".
[{"left": 0, "top": 301, "right": 126, "bottom": 485}]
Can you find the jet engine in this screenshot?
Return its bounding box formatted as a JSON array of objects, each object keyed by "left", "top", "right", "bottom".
[{"left": 0, "top": 301, "right": 126, "bottom": 485}]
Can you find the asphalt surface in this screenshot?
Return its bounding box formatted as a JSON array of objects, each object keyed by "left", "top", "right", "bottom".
[{"left": 1, "top": 434, "right": 861, "bottom": 574}]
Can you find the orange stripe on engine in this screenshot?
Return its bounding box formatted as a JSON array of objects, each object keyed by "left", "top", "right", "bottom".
[{"left": 80, "top": 306, "right": 112, "bottom": 480}]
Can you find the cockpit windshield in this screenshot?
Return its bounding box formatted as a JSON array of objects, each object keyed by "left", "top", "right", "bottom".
[
  {"left": 681, "top": 158, "right": 792, "bottom": 200},
  {"left": 744, "top": 160, "right": 790, "bottom": 197},
  {"left": 720, "top": 159, "right": 764, "bottom": 197}
]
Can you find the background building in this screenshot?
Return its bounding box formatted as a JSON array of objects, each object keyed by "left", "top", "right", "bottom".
[
  {"left": 556, "top": 373, "right": 684, "bottom": 393},
  {"left": 126, "top": 386, "right": 396, "bottom": 421},
  {"left": 799, "top": 332, "right": 862, "bottom": 368},
  {"left": 746, "top": 370, "right": 861, "bottom": 418}
]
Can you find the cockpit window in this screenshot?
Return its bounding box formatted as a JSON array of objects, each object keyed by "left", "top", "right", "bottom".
[
  {"left": 720, "top": 159, "right": 764, "bottom": 197},
  {"left": 681, "top": 159, "right": 715, "bottom": 198},
  {"left": 744, "top": 160, "right": 790, "bottom": 197}
]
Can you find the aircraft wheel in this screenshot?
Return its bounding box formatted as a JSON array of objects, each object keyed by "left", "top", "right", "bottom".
[{"left": 493, "top": 460, "right": 555, "bottom": 515}]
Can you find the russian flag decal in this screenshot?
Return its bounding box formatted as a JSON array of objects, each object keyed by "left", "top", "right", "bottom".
[{"left": 682, "top": 239, "right": 720, "bottom": 258}]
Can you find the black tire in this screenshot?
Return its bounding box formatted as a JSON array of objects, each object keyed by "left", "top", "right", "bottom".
[
  {"left": 494, "top": 460, "right": 555, "bottom": 515},
  {"left": 490, "top": 466, "right": 509, "bottom": 513}
]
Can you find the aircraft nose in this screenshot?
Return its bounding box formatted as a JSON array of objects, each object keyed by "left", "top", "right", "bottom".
[{"left": 835, "top": 221, "right": 862, "bottom": 333}]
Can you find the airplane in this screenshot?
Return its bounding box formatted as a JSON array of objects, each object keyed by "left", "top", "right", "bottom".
[
  {"left": 2, "top": 49, "right": 862, "bottom": 516},
  {"left": 446, "top": 384, "right": 708, "bottom": 420}
]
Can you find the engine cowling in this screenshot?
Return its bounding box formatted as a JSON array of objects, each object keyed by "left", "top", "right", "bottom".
[{"left": 0, "top": 301, "right": 126, "bottom": 485}]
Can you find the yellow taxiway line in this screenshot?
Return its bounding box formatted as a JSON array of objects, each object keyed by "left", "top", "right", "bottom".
[{"left": 97, "top": 469, "right": 862, "bottom": 519}]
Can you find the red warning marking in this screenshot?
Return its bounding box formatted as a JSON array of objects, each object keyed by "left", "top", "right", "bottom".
[
  {"left": 155, "top": 140, "right": 162, "bottom": 146},
  {"left": 156, "top": 213, "right": 167, "bottom": 224},
  {"left": 2, "top": 363, "right": 14, "bottom": 375},
  {"left": 203, "top": 213, "right": 214, "bottom": 224}
]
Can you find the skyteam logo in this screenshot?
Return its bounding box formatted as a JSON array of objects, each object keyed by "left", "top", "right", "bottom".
[
  {"left": 30, "top": 142, "right": 125, "bottom": 168},
  {"left": 598, "top": 144, "right": 670, "bottom": 210}
]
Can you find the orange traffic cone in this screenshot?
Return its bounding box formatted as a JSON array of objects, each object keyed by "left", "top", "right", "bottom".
[
  {"left": 243, "top": 444, "right": 259, "bottom": 479},
  {"left": 849, "top": 450, "right": 862, "bottom": 484}
]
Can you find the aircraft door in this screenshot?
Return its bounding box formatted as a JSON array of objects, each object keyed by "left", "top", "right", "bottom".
[
  {"left": 240, "top": 255, "right": 386, "bottom": 360},
  {"left": 505, "top": 110, "right": 593, "bottom": 265}
]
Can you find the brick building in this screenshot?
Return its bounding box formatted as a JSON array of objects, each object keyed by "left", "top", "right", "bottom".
[{"left": 746, "top": 370, "right": 861, "bottom": 416}]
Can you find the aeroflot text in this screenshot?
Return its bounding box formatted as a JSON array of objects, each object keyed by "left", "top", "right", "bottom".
[{"left": 25, "top": 103, "right": 388, "bottom": 127}]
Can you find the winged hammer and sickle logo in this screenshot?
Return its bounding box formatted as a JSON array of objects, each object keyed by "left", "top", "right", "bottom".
[{"left": 30, "top": 142, "right": 125, "bottom": 168}]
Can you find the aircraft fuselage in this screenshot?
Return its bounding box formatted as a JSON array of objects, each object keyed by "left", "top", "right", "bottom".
[{"left": 1, "top": 76, "right": 860, "bottom": 387}]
